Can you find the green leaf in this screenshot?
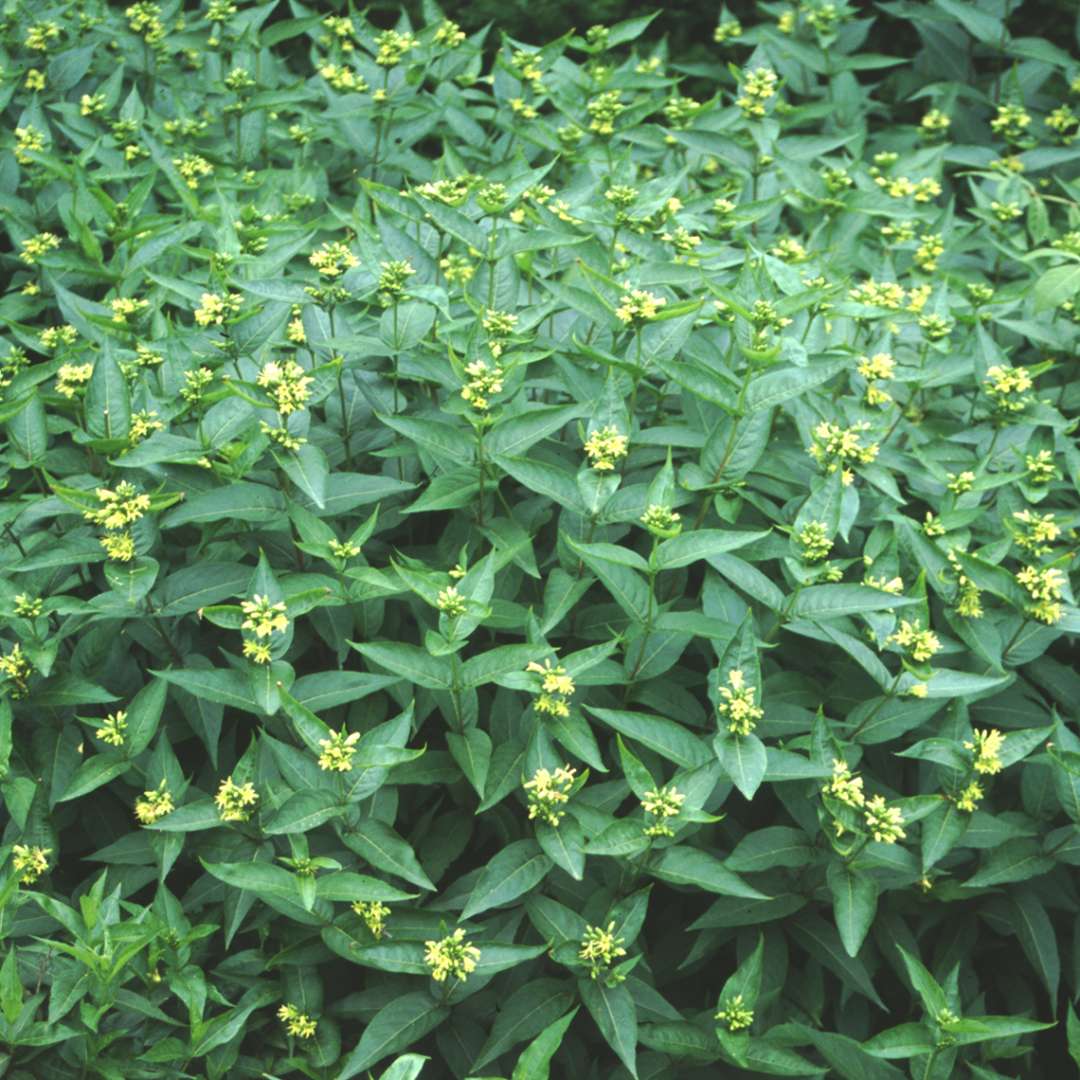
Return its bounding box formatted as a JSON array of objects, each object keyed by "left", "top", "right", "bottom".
[
  {"left": 713, "top": 731, "right": 767, "bottom": 800},
  {"left": 653, "top": 529, "right": 770, "bottom": 571},
  {"left": 827, "top": 863, "right": 878, "bottom": 958},
  {"left": 650, "top": 847, "right": 768, "bottom": 900},
  {"left": 511, "top": 1009, "right": 577, "bottom": 1080},
  {"left": 338, "top": 992, "right": 450, "bottom": 1080},
  {"left": 341, "top": 821, "right": 435, "bottom": 891},
  {"left": 586, "top": 707, "right": 710, "bottom": 768},
  {"left": 792, "top": 585, "right": 918, "bottom": 618},
  {"left": 461, "top": 840, "right": 553, "bottom": 920},
  {"left": 578, "top": 978, "right": 637, "bottom": 1078}
]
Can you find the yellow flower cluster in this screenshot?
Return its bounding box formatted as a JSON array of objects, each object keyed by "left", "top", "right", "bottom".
[
  {"left": 42, "top": 327, "right": 79, "bottom": 352},
  {"left": 135, "top": 782, "right": 174, "bottom": 825},
  {"left": 983, "top": 364, "right": 1033, "bottom": 412},
  {"left": 1012, "top": 510, "right": 1060, "bottom": 555},
  {"left": 1025, "top": 450, "right": 1058, "bottom": 484},
  {"left": 110, "top": 297, "right": 149, "bottom": 323},
  {"left": 1016, "top": 565, "right": 1066, "bottom": 624},
  {"left": 378, "top": 259, "right": 416, "bottom": 304},
  {"left": 956, "top": 780, "right": 984, "bottom": 812},
  {"left": 796, "top": 521, "right": 833, "bottom": 562},
  {"left": 319, "top": 63, "right": 366, "bottom": 92},
  {"left": 0, "top": 645, "right": 32, "bottom": 697},
  {"left": 434, "top": 19, "right": 466, "bottom": 47},
  {"left": 309, "top": 241, "right": 358, "bottom": 278},
  {"left": 914, "top": 232, "right": 944, "bottom": 272},
  {"left": 13, "top": 595, "right": 42, "bottom": 617},
  {"left": 641, "top": 785, "right": 685, "bottom": 837},
  {"left": 864, "top": 575, "right": 904, "bottom": 595},
  {"left": 737, "top": 66, "right": 779, "bottom": 117},
  {"left": 615, "top": 287, "right": 666, "bottom": 324},
  {"left": 824, "top": 759, "right": 865, "bottom": 808},
  {"left": 579, "top": 922, "right": 627, "bottom": 979},
  {"left": 126, "top": 2, "right": 166, "bottom": 44},
  {"left": 215, "top": 776, "right": 259, "bottom": 822},
  {"left": 920, "top": 109, "right": 951, "bottom": 135},
  {"left": 374, "top": 29, "right": 418, "bottom": 67},
  {"left": 864, "top": 794, "right": 906, "bottom": 843},
  {"left": 964, "top": 728, "right": 1005, "bottom": 776},
  {"left": 640, "top": 504, "right": 682, "bottom": 538},
  {"left": 352, "top": 900, "right": 391, "bottom": 938},
  {"left": 318, "top": 727, "right": 361, "bottom": 772},
  {"left": 278, "top": 1003, "right": 317, "bottom": 1038},
  {"left": 19, "top": 232, "right": 60, "bottom": 265},
  {"left": 716, "top": 994, "right": 754, "bottom": 1031},
  {"left": 523, "top": 764, "right": 577, "bottom": 826},
  {"left": 130, "top": 410, "right": 165, "bottom": 445},
  {"left": 527, "top": 658, "right": 576, "bottom": 718},
  {"left": 425, "top": 928, "right": 480, "bottom": 982},
  {"left": 14, "top": 125, "right": 46, "bottom": 164},
  {"left": 857, "top": 352, "right": 895, "bottom": 406},
  {"left": 256, "top": 359, "right": 313, "bottom": 415},
  {"left": 12, "top": 844, "right": 50, "bottom": 883},
  {"left": 807, "top": 421, "right": 879, "bottom": 485},
  {"left": 436, "top": 586, "right": 467, "bottom": 616},
  {"left": 875, "top": 175, "right": 942, "bottom": 202},
  {"left": 887, "top": 619, "right": 940, "bottom": 662},
  {"left": 98, "top": 710, "right": 128, "bottom": 747},
  {"left": 849, "top": 279, "right": 906, "bottom": 309},
  {"left": 193, "top": 291, "right": 242, "bottom": 327},
  {"left": 172, "top": 153, "right": 213, "bottom": 189},
  {"left": 586, "top": 91, "right": 624, "bottom": 135},
  {"left": 482, "top": 310, "right": 518, "bottom": 356},
  {"left": 990, "top": 102, "right": 1031, "bottom": 140},
  {"left": 236, "top": 605, "right": 285, "bottom": 658},
  {"left": 84, "top": 483, "right": 151, "bottom": 535},
  {"left": 56, "top": 362, "right": 94, "bottom": 395},
  {"left": 460, "top": 360, "right": 504, "bottom": 410},
  {"left": 25, "top": 20, "right": 61, "bottom": 50},
  {"left": 718, "top": 669, "right": 763, "bottom": 736},
  {"left": 583, "top": 426, "right": 629, "bottom": 471}
]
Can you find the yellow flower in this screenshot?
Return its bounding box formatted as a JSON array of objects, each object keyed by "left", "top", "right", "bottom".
[
  {"left": 436, "top": 587, "right": 467, "bottom": 616},
  {"left": 1016, "top": 565, "right": 1066, "bottom": 624},
  {"left": 309, "top": 241, "right": 358, "bottom": 278},
  {"left": 135, "top": 781, "right": 174, "bottom": 825},
  {"left": 864, "top": 794, "right": 905, "bottom": 843},
  {"left": 523, "top": 765, "right": 577, "bottom": 826},
  {"left": 718, "top": 669, "right": 763, "bottom": 736},
  {"left": 277, "top": 1003, "right": 317, "bottom": 1038},
  {"left": 193, "top": 291, "right": 242, "bottom": 327},
  {"left": 823, "top": 758, "right": 865, "bottom": 808},
  {"left": 19, "top": 232, "right": 60, "bottom": 265},
  {"left": 583, "top": 426, "right": 629, "bottom": 471},
  {"left": 352, "top": 900, "right": 390, "bottom": 938},
  {"left": 887, "top": 619, "right": 940, "bottom": 662},
  {"left": 615, "top": 286, "right": 666, "bottom": 325},
  {"left": 84, "top": 483, "right": 151, "bottom": 530},
  {"left": 242, "top": 640, "right": 272, "bottom": 664},
  {"left": 956, "top": 781, "right": 984, "bottom": 812},
  {"left": 964, "top": 728, "right": 1005, "bottom": 776},
  {"left": 172, "top": 153, "right": 213, "bottom": 189},
  {"left": 526, "top": 659, "right": 576, "bottom": 718},
  {"left": 424, "top": 928, "right": 480, "bottom": 982},
  {"left": 641, "top": 785, "right": 685, "bottom": 837},
  {"left": 98, "top": 711, "right": 128, "bottom": 747},
  {"left": 240, "top": 595, "right": 289, "bottom": 638},
  {"left": 256, "top": 359, "right": 313, "bottom": 415},
  {"left": 318, "top": 727, "right": 361, "bottom": 772},
  {"left": 55, "top": 361, "right": 94, "bottom": 398},
  {"left": 11, "top": 844, "right": 50, "bottom": 883},
  {"left": 215, "top": 776, "right": 259, "bottom": 821},
  {"left": 716, "top": 993, "right": 754, "bottom": 1031},
  {"left": 579, "top": 922, "right": 626, "bottom": 979}
]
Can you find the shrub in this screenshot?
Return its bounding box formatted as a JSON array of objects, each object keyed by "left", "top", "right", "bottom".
[{"left": 1, "top": 1, "right": 1079, "bottom": 1078}]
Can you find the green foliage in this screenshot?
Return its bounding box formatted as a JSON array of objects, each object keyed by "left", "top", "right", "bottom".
[{"left": 1, "top": 0, "right": 1079, "bottom": 1077}]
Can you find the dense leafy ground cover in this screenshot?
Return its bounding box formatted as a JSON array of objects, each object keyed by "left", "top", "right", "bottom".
[{"left": 1, "top": 1, "right": 1080, "bottom": 1077}]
